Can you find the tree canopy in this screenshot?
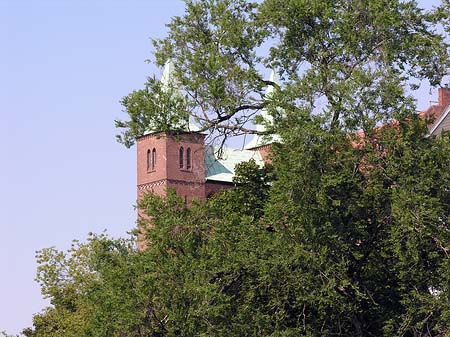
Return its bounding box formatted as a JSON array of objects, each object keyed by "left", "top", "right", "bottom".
[
  {"left": 116, "top": 0, "right": 450, "bottom": 147},
  {"left": 25, "top": 0, "right": 450, "bottom": 336}
]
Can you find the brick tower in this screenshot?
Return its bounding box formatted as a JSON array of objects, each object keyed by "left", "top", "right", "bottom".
[
  {"left": 136, "top": 60, "right": 207, "bottom": 201},
  {"left": 136, "top": 130, "right": 206, "bottom": 249},
  {"left": 136, "top": 63, "right": 279, "bottom": 249},
  {"left": 136, "top": 131, "right": 206, "bottom": 201}
]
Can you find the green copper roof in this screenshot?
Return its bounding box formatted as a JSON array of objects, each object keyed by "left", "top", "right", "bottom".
[
  {"left": 205, "top": 145, "right": 264, "bottom": 183},
  {"left": 245, "top": 69, "right": 281, "bottom": 149}
]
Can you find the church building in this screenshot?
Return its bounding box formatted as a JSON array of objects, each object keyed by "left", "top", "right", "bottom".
[
  {"left": 135, "top": 61, "right": 450, "bottom": 247},
  {"left": 136, "top": 61, "right": 278, "bottom": 205}
]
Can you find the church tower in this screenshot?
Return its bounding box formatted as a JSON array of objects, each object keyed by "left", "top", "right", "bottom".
[
  {"left": 136, "top": 63, "right": 279, "bottom": 249},
  {"left": 137, "top": 60, "right": 206, "bottom": 201},
  {"left": 136, "top": 131, "right": 206, "bottom": 201},
  {"left": 136, "top": 61, "right": 207, "bottom": 250},
  {"left": 244, "top": 69, "right": 281, "bottom": 162}
]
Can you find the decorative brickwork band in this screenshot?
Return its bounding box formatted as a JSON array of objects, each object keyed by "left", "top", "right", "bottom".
[
  {"left": 138, "top": 180, "right": 166, "bottom": 191},
  {"left": 138, "top": 179, "right": 204, "bottom": 191}
]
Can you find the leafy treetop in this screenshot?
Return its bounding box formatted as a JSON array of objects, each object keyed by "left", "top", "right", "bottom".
[{"left": 116, "top": 0, "right": 450, "bottom": 148}]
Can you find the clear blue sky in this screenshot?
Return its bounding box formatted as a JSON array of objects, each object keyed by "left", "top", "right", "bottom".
[{"left": 0, "top": 0, "right": 444, "bottom": 335}]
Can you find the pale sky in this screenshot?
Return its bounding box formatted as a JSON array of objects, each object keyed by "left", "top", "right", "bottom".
[{"left": 0, "top": 0, "right": 444, "bottom": 335}]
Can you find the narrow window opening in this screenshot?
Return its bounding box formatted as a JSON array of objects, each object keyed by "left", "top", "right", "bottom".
[
  {"left": 152, "top": 148, "right": 156, "bottom": 169},
  {"left": 179, "top": 147, "right": 184, "bottom": 169},
  {"left": 186, "top": 148, "right": 191, "bottom": 170},
  {"left": 146, "top": 149, "right": 151, "bottom": 171}
]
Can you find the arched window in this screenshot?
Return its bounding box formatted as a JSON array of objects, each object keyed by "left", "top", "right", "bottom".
[
  {"left": 186, "top": 148, "right": 191, "bottom": 170},
  {"left": 179, "top": 147, "right": 184, "bottom": 169},
  {"left": 146, "top": 149, "right": 151, "bottom": 171},
  {"left": 152, "top": 148, "right": 156, "bottom": 169}
]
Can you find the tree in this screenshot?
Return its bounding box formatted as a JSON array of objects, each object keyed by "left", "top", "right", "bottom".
[
  {"left": 114, "top": 0, "right": 450, "bottom": 335},
  {"left": 25, "top": 163, "right": 274, "bottom": 337},
  {"left": 28, "top": 0, "right": 450, "bottom": 336},
  {"left": 24, "top": 234, "right": 154, "bottom": 337},
  {"left": 116, "top": 0, "right": 450, "bottom": 147},
  {"left": 28, "top": 128, "right": 450, "bottom": 336},
  {"left": 263, "top": 116, "right": 450, "bottom": 335}
]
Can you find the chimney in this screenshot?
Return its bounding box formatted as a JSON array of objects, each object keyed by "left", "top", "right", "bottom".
[{"left": 438, "top": 87, "right": 450, "bottom": 106}]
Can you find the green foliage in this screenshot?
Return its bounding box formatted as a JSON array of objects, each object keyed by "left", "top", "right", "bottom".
[
  {"left": 27, "top": 128, "right": 450, "bottom": 335},
  {"left": 28, "top": 0, "right": 450, "bottom": 336},
  {"left": 116, "top": 77, "right": 192, "bottom": 148},
  {"left": 27, "top": 234, "right": 149, "bottom": 337},
  {"left": 116, "top": 0, "right": 449, "bottom": 146},
  {"left": 264, "top": 117, "right": 450, "bottom": 335}
]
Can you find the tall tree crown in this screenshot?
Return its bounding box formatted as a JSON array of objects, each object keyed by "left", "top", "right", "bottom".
[{"left": 116, "top": 0, "right": 450, "bottom": 147}]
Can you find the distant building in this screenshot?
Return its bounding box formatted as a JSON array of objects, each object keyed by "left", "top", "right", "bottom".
[
  {"left": 424, "top": 87, "right": 450, "bottom": 136},
  {"left": 136, "top": 61, "right": 450, "bottom": 249},
  {"left": 136, "top": 62, "right": 276, "bottom": 249},
  {"left": 136, "top": 60, "right": 277, "bottom": 200}
]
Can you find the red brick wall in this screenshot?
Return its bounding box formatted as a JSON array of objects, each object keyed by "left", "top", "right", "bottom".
[
  {"left": 165, "top": 133, "right": 206, "bottom": 191},
  {"left": 137, "top": 132, "right": 169, "bottom": 189},
  {"left": 256, "top": 144, "right": 273, "bottom": 164},
  {"left": 137, "top": 132, "right": 206, "bottom": 199},
  {"left": 136, "top": 132, "right": 207, "bottom": 250},
  {"left": 205, "top": 181, "right": 233, "bottom": 197},
  {"left": 438, "top": 88, "right": 450, "bottom": 106},
  {"left": 136, "top": 131, "right": 275, "bottom": 250}
]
